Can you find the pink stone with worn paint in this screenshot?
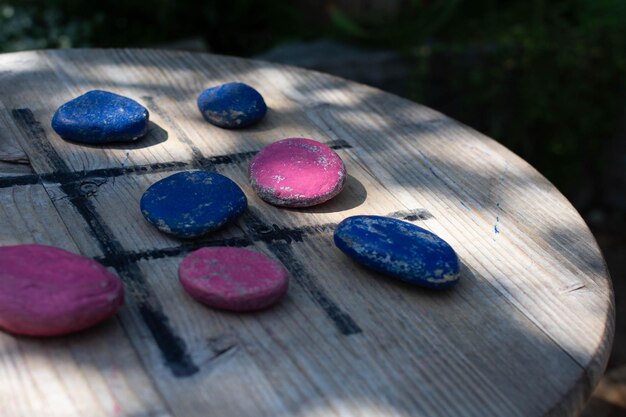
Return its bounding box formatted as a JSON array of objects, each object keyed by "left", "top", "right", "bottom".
[
  {"left": 249, "top": 137, "right": 346, "bottom": 207},
  {"left": 0, "top": 244, "right": 124, "bottom": 337},
  {"left": 178, "top": 247, "right": 289, "bottom": 311}
]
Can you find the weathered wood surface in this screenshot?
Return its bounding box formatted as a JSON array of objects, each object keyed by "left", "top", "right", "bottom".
[
  {"left": 0, "top": 184, "right": 168, "bottom": 417},
  {"left": 0, "top": 49, "right": 614, "bottom": 417}
]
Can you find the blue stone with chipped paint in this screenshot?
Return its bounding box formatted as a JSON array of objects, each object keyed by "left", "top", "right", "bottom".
[
  {"left": 51, "top": 90, "right": 149, "bottom": 144},
  {"left": 140, "top": 171, "right": 247, "bottom": 238},
  {"left": 334, "top": 215, "right": 460, "bottom": 289},
  {"left": 197, "top": 82, "right": 267, "bottom": 128}
]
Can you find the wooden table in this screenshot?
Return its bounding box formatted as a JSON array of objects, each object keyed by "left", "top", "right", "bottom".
[{"left": 0, "top": 49, "right": 614, "bottom": 417}]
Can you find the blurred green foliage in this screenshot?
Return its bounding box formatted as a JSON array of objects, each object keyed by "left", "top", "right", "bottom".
[
  {"left": 329, "top": 0, "right": 626, "bottom": 193},
  {"left": 0, "top": 0, "right": 624, "bottom": 196}
]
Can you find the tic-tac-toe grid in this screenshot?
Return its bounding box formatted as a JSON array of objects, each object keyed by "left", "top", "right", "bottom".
[
  {"left": 7, "top": 107, "right": 440, "bottom": 372},
  {"left": 0, "top": 49, "right": 613, "bottom": 417}
]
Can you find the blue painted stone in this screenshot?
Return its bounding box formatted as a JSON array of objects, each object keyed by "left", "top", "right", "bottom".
[
  {"left": 52, "top": 90, "right": 149, "bottom": 144},
  {"left": 197, "top": 82, "right": 267, "bottom": 128},
  {"left": 140, "top": 171, "right": 247, "bottom": 238},
  {"left": 334, "top": 215, "right": 460, "bottom": 289}
]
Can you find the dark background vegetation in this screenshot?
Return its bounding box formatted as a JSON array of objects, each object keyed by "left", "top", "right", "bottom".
[{"left": 1, "top": 1, "right": 625, "bottom": 414}]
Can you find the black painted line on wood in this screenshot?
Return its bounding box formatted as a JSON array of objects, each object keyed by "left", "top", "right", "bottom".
[
  {"left": 269, "top": 240, "right": 362, "bottom": 336},
  {"left": 11, "top": 108, "right": 199, "bottom": 377},
  {"left": 39, "top": 160, "right": 192, "bottom": 185},
  {"left": 0, "top": 174, "right": 40, "bottom": 188},
  {"left": 94, "top": 208, "right": 432, "bottom": 271},
  {"left": 36, "top": 139, "right": 350, "bottom": 183},
  {"left": 2, "top": 135, "right": 353, "bottom": 188},
  {"left": 178, "top": 143, "right": 361, "bottom": 335},
  {"left": 194, "top": 139, "right": 351, "bottom": 170},
  {"left": 240, "top": 211, "right": 362, "bottom": 336},
  {"left": 387, "top": 208, "right": 434, "bottom": 221},
  {"left": 65, "top": 191, "right": 198, "bottom": 377},
  {"left": 11, "top": 108, "right": 361, "bottom": 337},
  {"left": 327, "top": 139, "right": 352, "bottom": 150},
  {"left": 194, "top": 138, "right": 351, "bottom": 169},
  {"left": 135, "top": 300, "right": 199, "bottom": 377},
  {"left": 95, "top": 221, "right": 341, "bottom": 268},
  {"left": 96, "top": 236, "right": 252, "bottom": 268},
  {"left": 198, "top": 150, "right": 258, "bottom": 168},
  {"left": 12, "top": 109, "right": 71, "bottom": 173}
]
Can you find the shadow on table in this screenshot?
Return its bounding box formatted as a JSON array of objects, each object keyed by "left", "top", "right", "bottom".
[
  {"left": 59, "top": 120, "right": 169, "bottom": 151},
  {"left": 284, "top": 174, "right": 368, "bottom": 214},
  {"left": 0, "top": 49, "right": 615, "bottom": 417}
]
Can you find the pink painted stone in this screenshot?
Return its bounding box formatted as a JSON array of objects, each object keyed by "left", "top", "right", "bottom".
[
  {"left": 249, "top": 137, "right": 346, "bottom": 207},
  {"left": 178, "top": 247, "right": 289, "bottom": 311},
  {"left": 0, "top": 244, "right": 124, "bottom": 337}
]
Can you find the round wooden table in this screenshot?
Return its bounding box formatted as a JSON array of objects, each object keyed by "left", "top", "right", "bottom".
[{"left": 0, "top": 49, "right": 614, "bottom": 417}]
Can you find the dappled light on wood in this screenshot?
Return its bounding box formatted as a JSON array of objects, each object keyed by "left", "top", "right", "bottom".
[{"left": 0, "top": 49, "right": 613, "bottom": 417}]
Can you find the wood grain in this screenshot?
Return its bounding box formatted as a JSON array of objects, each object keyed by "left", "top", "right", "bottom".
[
  {"left": 0, "top": 184, "right": 170, "bottom": 417},
  {"left": 0, "top": 49, "right": 614, "bottom": 417},
  {"left": 0, "top": 104, "right": 29, "bottom": 164}
]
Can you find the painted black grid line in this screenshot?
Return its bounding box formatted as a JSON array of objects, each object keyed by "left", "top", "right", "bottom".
[
  {"left": 0, "top": 174, "right": 40, "bottom": 188},
  {"left": 11, "top": 108, "right": 199, "bottom": 377},
  {"left": 239, "top": 210, "right": 363, "bottom": 335},
  {"left": 93, "top": 208, "right": 433, "bottom": 269},
  {"left": 7, "top": 108, "right": 359, "bottom": 373},
  {"left": 0, "top": 136, "right": 352, "bottom": 189},
  {"left": 95, "top": 236, "right": 253, "bottom": 268},
  {"left": 8, "top": 108, "right": 434, "bottom": 372}
]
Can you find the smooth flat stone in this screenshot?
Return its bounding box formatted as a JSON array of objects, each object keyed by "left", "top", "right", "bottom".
[
  {"left": 140, "top": 171, "right": 247, "bottom": 238},
  {"left": 249, "top": 137, "right": 347, "bottom": 207},
  {"left": 197, "top": 82, "right": 267, "bottom": 128},
  {"left": 334, "top": 215, "right": 460, "bottom": 289},
  {"left": 179, "top": 247, "right": 289, "bottom": 311},
  {"left": 52, "top": 90, "right": 149, "bottom": 144},
  {"left": 0, "top": 244, "right": 124, "bottom": 336}
]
